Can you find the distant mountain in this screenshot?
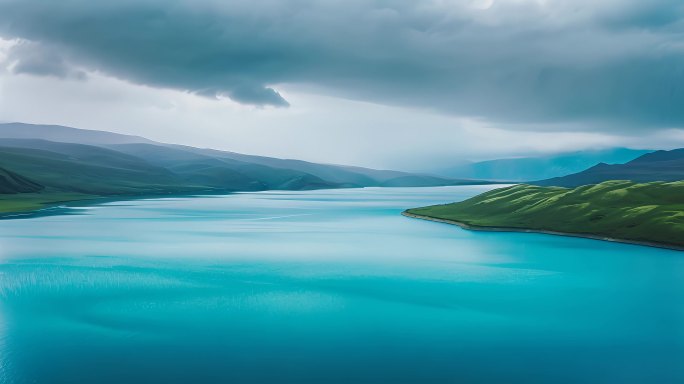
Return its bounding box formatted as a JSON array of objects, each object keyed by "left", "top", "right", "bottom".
[
  {"left": 0, "top": 166, "right": 43, "bottom": 194},
  {"left": 0, "top": 141, "right": 211, "bottom": 195},
  {"left": 178, "top": 146, "right": 384, "bottom": 186},
  {"left": 434, "top": 148, "right": 651, "bottom": 181},
  {"left": 0, "top": 123, "right": 490, "bottom": 200},
  {"left": 174, "top": 145, "right": 462, "bottom": 187},
  {"left": 2, "top": 122, "right": 487, "bottom": 188},
  {"left": 536, "top": 148, "right": 684, "bottom": 187},
  {"left": 0, "top": 122, "right": 153, "bottom": 145}
]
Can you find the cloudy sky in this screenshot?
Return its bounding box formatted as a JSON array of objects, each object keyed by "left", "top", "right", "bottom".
[{"left": 0, "top": 0, "right": 683, "bottom": 170}]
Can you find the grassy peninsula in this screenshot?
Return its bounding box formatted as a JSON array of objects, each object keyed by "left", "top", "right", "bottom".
[{"left": 404, "top": 180, "right": 684, "bottom": 250}]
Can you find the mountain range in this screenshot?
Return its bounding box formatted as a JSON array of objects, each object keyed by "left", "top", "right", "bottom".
[
  {"left": 535, "top": 148, "right": 684, "bottom": 187},
  {"left": 435, "top": 148, "right": 651, "bottom": 181},
  {"left": 3, "top": 122, "right": 681, "bottom": 217},
  {"left": 0, "top": 123, "right": 491, "bottom": 199}
]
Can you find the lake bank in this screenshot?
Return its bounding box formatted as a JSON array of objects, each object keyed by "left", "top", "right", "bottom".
[
  {"left": 0, "top": 190, "right": 233, "bottom": 220},
  {"left": 0, "top": 181, "right": 502, "bottom": 220},
  {"left": 402, "top": 211, "right": 684, "bottom": 251},
  {"left": 404, "top": 181, "right": 684, "bottom": 251}
]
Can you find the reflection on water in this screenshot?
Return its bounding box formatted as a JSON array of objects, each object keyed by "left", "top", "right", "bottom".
[{"left": 0, "top": 186, "right": 683, "bottom": 383}]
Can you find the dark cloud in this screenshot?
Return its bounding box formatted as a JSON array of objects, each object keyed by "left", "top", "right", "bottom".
[
  {"left": 0, "top": 0, "right": 683, "bottom": 127},
  {"left": 226, "top": 83, "right": 289, "bottom": 107},
  {"left": 6, "top": 41, "right": 86, "bottom": 80}
]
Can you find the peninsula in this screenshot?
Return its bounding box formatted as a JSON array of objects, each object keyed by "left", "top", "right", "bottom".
[{"left": 404, "top": 180, "right": 684, "bottom": 250}]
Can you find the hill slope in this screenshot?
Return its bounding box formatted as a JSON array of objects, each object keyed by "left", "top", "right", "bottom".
[
  {"left": 0, "top": 141, "right": 217, "bottom": 195},
  {"left": 181, "top": 146, "right": 465, "bottom": 187},
  {"left": 102, "top": 143, "right": 340, "bottom": 190},
  {"left": 0, "top": 122, "right": 480, "bottom": 189},
  {"left": 536, "top": 149, "right": 684, "bottom": 187},
  {"left": 0, "top": 141, "right": 342, "bottom": 194},
  {"left": 0, "top": 167, "right": 43, "bottom": 194},
  {"left": 405, "top": 181, "right": 684, "bottom": 249}
]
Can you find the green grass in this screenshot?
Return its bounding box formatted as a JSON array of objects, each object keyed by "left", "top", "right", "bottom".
[
  {"left": 0, "top": 192, "right": 99, "bottom": 214},
  {"left": 406, "top": 180, "right": 684, "bottom": 248}
]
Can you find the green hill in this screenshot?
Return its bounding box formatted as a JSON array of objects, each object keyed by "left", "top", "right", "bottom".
[
  {"left": 0, "top": 144, "right": 208, "bottom": 195},
  {"left": 405, "top": 181, "right": 684, "bottom": 249},
  {"left": 0, "top": 167, "right": 43, "bottom": 194},
  {"left": 103, "top": 143, "right": 338, "bottom": 190}
]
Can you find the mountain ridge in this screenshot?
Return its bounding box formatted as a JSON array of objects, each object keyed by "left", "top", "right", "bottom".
[
  {"left": 0, "top": 122, "right": 484, "bottom": 189},
  {"left": 535, "top": 148, "right": 684, "bottom": 187},
  {"left": 0, "top": 122, "right": 154, "bottom": 145},
  {"left": 434, "top": 148, "right": 652, "bottom": 181},
  {"left": 0, "top": 122, "right": 499, "bottom": 215}
]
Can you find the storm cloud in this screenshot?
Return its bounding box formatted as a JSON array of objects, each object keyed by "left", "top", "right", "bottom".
[
  {"left": 6, "top": 41, "right": 87, "bottom": 80},
  {"left": 0, "top": 0, "right": 683, "bottom": 129}
]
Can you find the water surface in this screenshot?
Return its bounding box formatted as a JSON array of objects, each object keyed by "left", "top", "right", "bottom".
[{"left": 1, "top": 186, "right": 683, "bottom": 383}]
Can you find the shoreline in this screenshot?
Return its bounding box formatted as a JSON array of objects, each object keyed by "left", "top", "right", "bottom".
[
  {"left": 402, "top": 211, "right": 684, "bottom": 252},
  {"left": 0, "top": 190, "right": 237, "bottom": 220},
  {"left": 0, "top": 184, "right": 504, "bottom": 220}
]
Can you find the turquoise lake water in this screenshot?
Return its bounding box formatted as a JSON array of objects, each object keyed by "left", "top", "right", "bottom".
[{"left": 0, "top": 186, "right": 683, "bottom": 383}]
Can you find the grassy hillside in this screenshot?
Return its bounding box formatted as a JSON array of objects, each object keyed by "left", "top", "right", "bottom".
[
  {"left": 0, "top": 167, "right": 44, "bottom": 194},
  {"left": 0, "top": 139, "right": 343, "bottom": 193},
  {"left": 405, "top": 180, "right": 684, "bottom": 248},
  {"left": 105, "top": 143, "right": 339, "bottom": 190},
  {"left": 0, "top": 143, "right": 337, "bottom": 214},
  {"left": 0, "top": 145, "right": 209, "bottom": 195},
  {"left": 0, "top": 192, "right": 99, "bottom": 214}
]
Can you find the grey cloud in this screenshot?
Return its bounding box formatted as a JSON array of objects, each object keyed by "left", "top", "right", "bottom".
[
  {"left": 227, "top": 84, "right": 289, "bottom": 107},
  {"left": 193, "top": 85, "right": 289, "bottom": 107},
  {"left": 0, "top": 0, "right": 682, "bottom": 127},
  {"left": 5, "top": 41, "right": 86, "bottom": 80}
]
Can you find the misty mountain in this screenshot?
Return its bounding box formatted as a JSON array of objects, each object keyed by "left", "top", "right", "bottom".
[
  {"left": 0, "top": 142, "right": 210, "bottom": 195},
  {"left": 434, "top": 148, "right": 651, "bottom": 181},
  {"left": 535, "top": 149, "right": 684, "bottom": 187},
  {"left": 172, "top": 145, "right": 461, "bottom": 187},
  {"left": 0, "top": 122, "right": 153, "bottom": 145},
  {"left": 0, "top": 123, "right": 488, "bottom": 196}
]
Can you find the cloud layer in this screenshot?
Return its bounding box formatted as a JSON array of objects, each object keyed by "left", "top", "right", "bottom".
[{"left": 0, "top": 0, "right": 683, "bottom": 129}]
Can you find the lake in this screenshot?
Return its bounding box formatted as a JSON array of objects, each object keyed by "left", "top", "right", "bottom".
[{"left": 1, "top": 186, "right": 682, "bottom": 383}]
